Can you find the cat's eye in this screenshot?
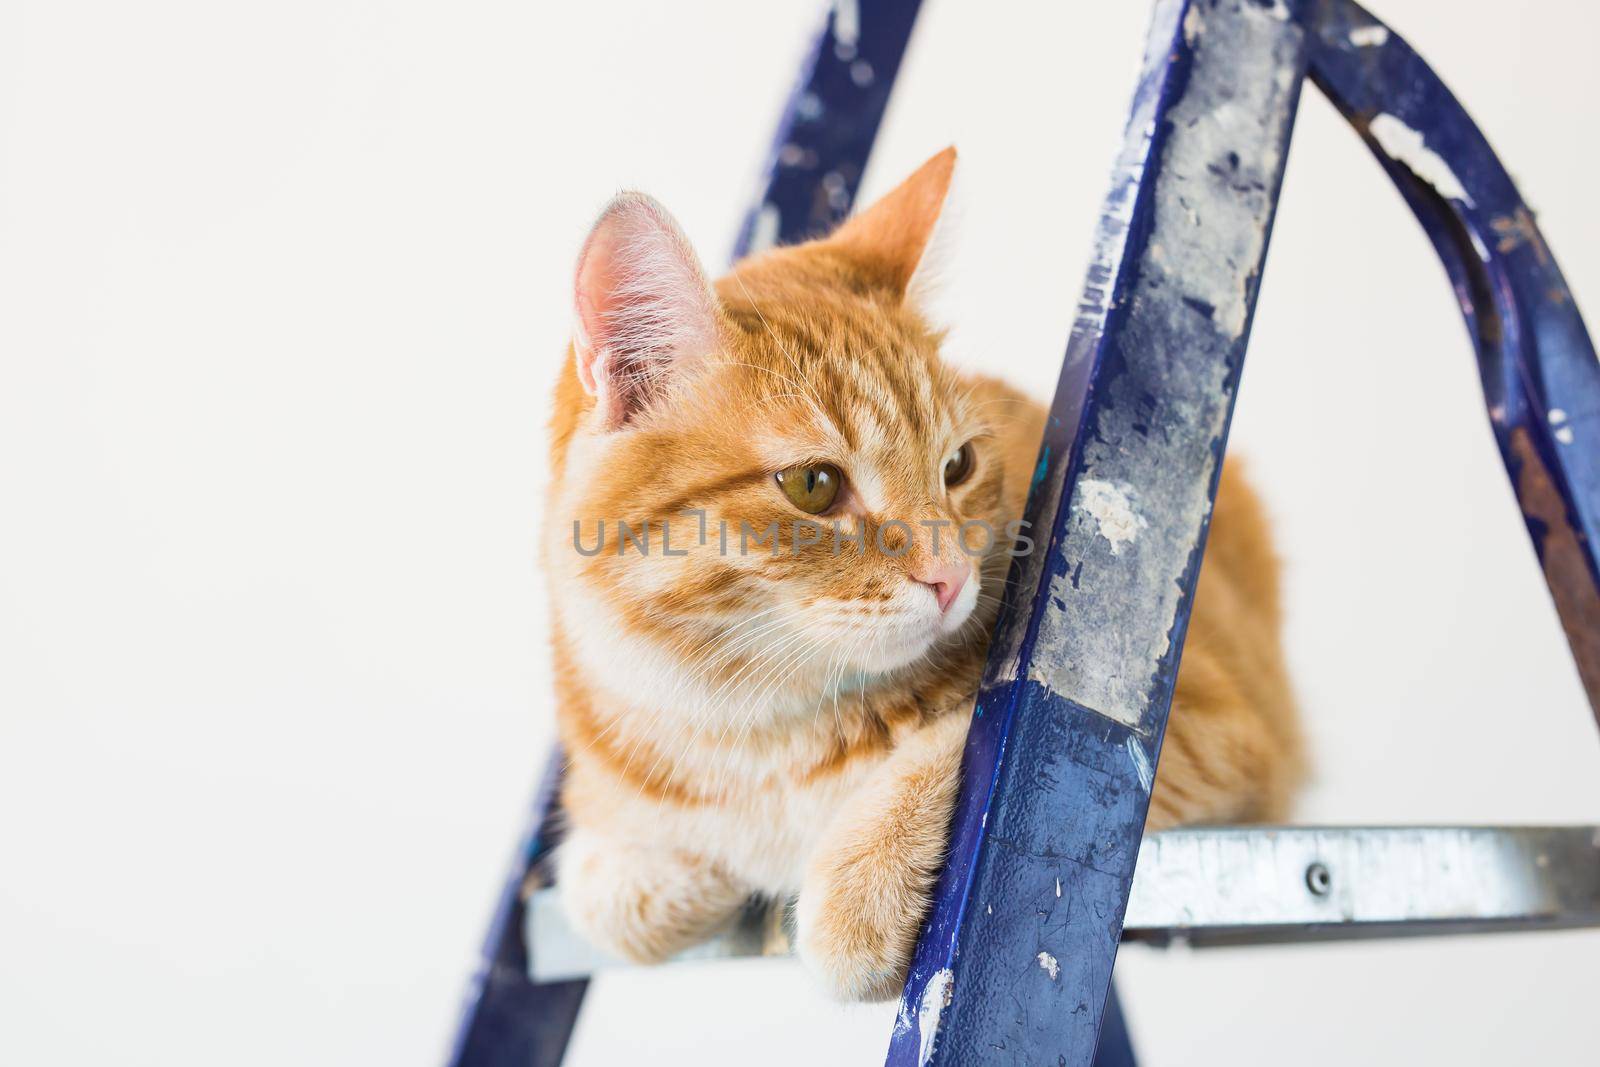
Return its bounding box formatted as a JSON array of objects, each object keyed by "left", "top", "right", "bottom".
[
  {"left": 943, "top": 442, "right": 975, "bottom": 487},
  {"left": 775, "top": 463, "right": 843, "bottom": 514}
]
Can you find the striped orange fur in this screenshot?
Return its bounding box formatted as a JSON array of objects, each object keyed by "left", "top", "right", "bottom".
[{"left": 545, "top": 148, "right": 1303, "bottom": 1000}]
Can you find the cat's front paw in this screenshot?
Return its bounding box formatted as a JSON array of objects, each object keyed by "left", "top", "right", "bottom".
[
  {"left": 795, "top": 714, "right": 968, "bottom": 1002},
  {"left": 795, "top": 855, "right": 925, "bottom": 1002},
  {"left": 558, "top": 829, "right": 746, "bottom": 965}
]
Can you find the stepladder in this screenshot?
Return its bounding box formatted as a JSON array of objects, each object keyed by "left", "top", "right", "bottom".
[{"left": 449, "top": 2, "right": 1600, "bottom": 1064}]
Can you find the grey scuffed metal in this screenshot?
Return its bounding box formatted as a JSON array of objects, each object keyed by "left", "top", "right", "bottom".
[
  {"left": 1027, "top": 0, "right": 1308, "bottom": 731},
  {"left": 527, "top": 894, "right": 785, "bottom": 983},
  {"left": 987, "top": 0, "right": 1182, "bottom": 689},
  {"left": 523, "top": 826, "right": 1600, "bottom": 981},
  {"left": 1123, "top": 825, "right": 1600, "bottom": 946}
]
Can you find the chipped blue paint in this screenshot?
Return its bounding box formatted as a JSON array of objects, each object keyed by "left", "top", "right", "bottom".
[
  {"left": 732, "top": 0, "right": 923, "bottom": 258},
  {"left": 1031, "top": 446, "right": 1051, "bottom": 491},
  {"left": 446, "top": 750, "right": 585, "bottom": 1067},
  {"left": 1307, "top": 0, "right": 1600, "bottom": 721},
  {"left": 888, "top": 1, "right": 1309, "bottom": 1063},
  {"left": 1125, "top": 736, "right": 1155, "bottom": 794}
]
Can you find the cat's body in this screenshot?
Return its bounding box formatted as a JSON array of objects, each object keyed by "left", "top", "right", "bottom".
[{"left": 546, "top": 150, "right": 1302, "bottom": 1000}]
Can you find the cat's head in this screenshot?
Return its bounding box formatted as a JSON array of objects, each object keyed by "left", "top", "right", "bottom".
[{"left": 550, "top": 149, "right": 1039, "bottom": 710}]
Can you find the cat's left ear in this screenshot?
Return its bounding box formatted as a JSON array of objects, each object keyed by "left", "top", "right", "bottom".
[
  {"left": 826, "top": 146, "right": 957, "bottom": 305},
  {"left": 572, "top": 193, "right": 721, "bottom": 430}
]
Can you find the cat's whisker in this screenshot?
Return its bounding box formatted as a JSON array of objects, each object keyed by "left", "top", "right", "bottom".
[
  {"left": 710, "top": 630, "right": 826, "bottom": 799},
  {"left": 674, "top": 603, "right": 826, "bottom": 709},
  {"left": 715, "top": 620, "right": 832, "bottom": 746},
  {"left": 616, "top": 613, "right": 825, "bottom": 805},
  {"left": 827, "top": 643, "right": 849, "bottom": 746},
  {"left": 671, "top": 611, "right": 798, "bottom": 692},
  {"left": 641, "top": 625, "right": 814, "bottom": 790},
  {"left": 691, "top": 618, "right": 819, "bottom": 741},
  {"left": 669, "top": 600, "right": 828, "bottom": 684},
  {"left": 559, "top": 605, "right": 803, "bottom": 766}
]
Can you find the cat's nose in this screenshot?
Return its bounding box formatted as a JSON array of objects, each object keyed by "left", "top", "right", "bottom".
[{"left": 912, "top": 559, "right": 970, "bottom": 615}]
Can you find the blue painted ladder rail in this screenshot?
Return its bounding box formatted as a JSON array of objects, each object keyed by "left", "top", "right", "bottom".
[
  {"left": 447, "top": 1, "right": 1600, "bottom": 1065},
  {"left": 1307, "top": 1, "right": 1600, "bottom": 717},
  {"left": 890, "top": 1, "right": 1308, "bottom": 1062}
]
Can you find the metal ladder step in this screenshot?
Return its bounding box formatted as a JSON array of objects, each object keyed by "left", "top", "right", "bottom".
[{"left": 524, "top": 825, "right": 1600, "bottom": 982}]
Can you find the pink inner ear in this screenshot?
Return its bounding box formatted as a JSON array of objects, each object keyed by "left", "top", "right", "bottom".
[
  {"left": 573, "top": 304, "right": 601, "bottom": 396},
  {"left": 571, "top": 193, "right": 718, "bottom": 429},
  {"left": 573, "top": 240, "right": 622, "bottom": 402}
]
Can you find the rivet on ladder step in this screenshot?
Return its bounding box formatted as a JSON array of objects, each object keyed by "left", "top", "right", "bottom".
[{"left": 1305, "top": 862, "right": 1333, "bottom": 896}]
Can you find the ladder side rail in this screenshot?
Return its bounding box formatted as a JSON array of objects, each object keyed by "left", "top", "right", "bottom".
[
  {"left": 447, "top": 751, "right": 585, "bottom": 1067},
  {"left": 888, "top": 2, "right": 1311, "bottom": 1064},
  {"left": 733, "top": 0, "right": 925, "bottom": 257},
  {"left": 1307, "top": 0, "right": 1600, "bottom": 720}
]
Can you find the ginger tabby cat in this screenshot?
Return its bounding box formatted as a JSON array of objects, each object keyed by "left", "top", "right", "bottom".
[{"left": 545, "top": 148, "right": 1303, "bottom": 1001}]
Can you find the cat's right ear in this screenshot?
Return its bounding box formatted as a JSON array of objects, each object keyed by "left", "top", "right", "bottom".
[{"left": 572, "top": 193, "right": 720, "bottom": 430}]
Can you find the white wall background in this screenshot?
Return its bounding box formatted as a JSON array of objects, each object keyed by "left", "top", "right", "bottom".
[{"left": 2, "top": 1, "right": 1598, "bottom": 1064}]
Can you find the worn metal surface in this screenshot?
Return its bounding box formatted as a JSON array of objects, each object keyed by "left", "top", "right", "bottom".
[
  {"left": 887, "top": 3, "right": 1309, "bottom": 1065},
  {"left": 527, "top": 893, "right": 782, "bottom": 984},
  {"left": 1092, "top": 987, "right": 1138, "bottom": 1067},
  {"left": 1123, "top": 825, "right": 1600, "bottom": 946},
  {"left": 1306, "top": 0, "right": 1600, "bottom": 722},
  {"left": 446, "top": 751, "right": 585, "bottom": 1067},
  {"left": 523, "top": 825, "right": 1600, "bottom": 978},
  {"left": 732, "top": 0, "right": 923, "bottom": 259},
  {"left": 446, "top": 3, "right": 925, "bottom": 1065}
]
